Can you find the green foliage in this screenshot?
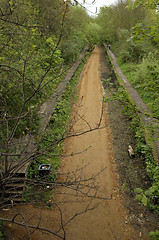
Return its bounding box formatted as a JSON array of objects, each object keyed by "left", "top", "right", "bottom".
[
  {"left": 0, "top": 32, "right": 64, "bottom": 140},
  {"left": 61, "top": 29, "right": 86, "bottom": 64},
  {"left": 100, "top": 1, "right": 159, "bottom": 235},
  {"left": 61, "top": 4, "right": 90, "bottom": 64},
  {"left": 132, "top": 116, "right": 159, "bottom": 212},
  {"left": 117, "top": 22, "right": 157, "bottom": 63},
  {"left": 134, "top": 123, "right": 159, "bottom": 212},
  {"left": 87, "top": 23, "right": 102, "bottom": 44},
  {"left": 38, "top": 0, "right": 63, "bottom": 34},
  {"left": 96, "top": 0, "right": 145, "bottom": 44},
  {"left": 97, "top": 0, "right": 159, "bottom": 63},
  {"left": 131, "top": 0, "right": 159, "bottom": 10},
  {"left": 122, "top": 53, "right": 159, "bottom": 119},
  {"left": 118, "top": 55, "right": 159, "bottom": 162},
  {"left": 148, "top": 230, "right": 159, "bottom": 240},
  {"left": 0, "top": 0, "right": 65, "bottom": 145},
  {"left": 130, "top": 19, "right": 159, "bottom": 48},
  {"left": 119, "top": 38, "right": 148, "bottom": 63},
  {"left": 114, "top": 51, "right": 159, "bottom": 214},
  {"left": 135, "top": 178, "right": 159, "bottom": 211},
  {"left": 135, "top": 188, "right": 148, "bottom": 206},
  {"left": 23, "top": 182, "right": 53, "bottom": 205},
  {"left": 65, "top": 5, "right": 89, "bottom": 34},
  {"left": 107, "top": 81, "right": 139, "bottom": 122}
]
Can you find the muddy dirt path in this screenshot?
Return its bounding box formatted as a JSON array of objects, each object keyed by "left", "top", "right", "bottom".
[
  {"left": 52, "top": 46, "right": 137, "bottom": 240},
  {"left": 2, "top": 46, "right": 142, "bottom": 240}
]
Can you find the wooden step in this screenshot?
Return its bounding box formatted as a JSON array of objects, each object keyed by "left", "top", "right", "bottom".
[
  {"left": 6, "top": 183, "right": 24, "bottom": 191},
  {"left": 0, "top": 196, "right": 24, "bottom": 205},
  {"left": 11, "top": 197, "right": 23, "bottom": 203},
  {"left": 0, "top": 190, "right": 23, "bottom": 195},
  {"left": 0, "top": 177, "right": 25, "bottom": 200},
  {"left": 9, "top": 177, "right": 26, "bottom": 183},
  {"left": 11, "top": 172, "right": 25, "bottom": 178}
]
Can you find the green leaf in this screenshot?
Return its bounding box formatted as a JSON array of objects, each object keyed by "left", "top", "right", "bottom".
[
  {"left": 135, "top": 188, "right": 143, "bottom": 194},
  {"left": 135, "top": 194, "right": 142, "bottom": 201},
  {"left": 141, "top": 195, "right": 148, "bottom": 206},
  {"left": 148, "top": 230, "right": 159, "bottom": 239},
  {"left": 145, "top": 186, "right": 157, "bottom": 196}
]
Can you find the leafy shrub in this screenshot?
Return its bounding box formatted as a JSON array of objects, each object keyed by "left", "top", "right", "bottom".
[
  {"left": 148, "top": 230, "right": 159, "bottom": 240},
  {"left": 135, "top": 125, "right": 159, "bottom": 212},
  {"left": 135, "top": 174, "right": 159, "bottom": 212},
  {"left": 61, "top": 30, "right": 86, "bottom": 64},
  {"left": 0, "top": 34, "right": 64, "bottom": 142},
  {"left": 119, "top": 38, "right": 147, "bottom": 63},
  {"left": 131, "top": 53, "right": 159, "bottom": 119},
  {"left": 87, "top": 23, "right": 102, "bottom": 45}
]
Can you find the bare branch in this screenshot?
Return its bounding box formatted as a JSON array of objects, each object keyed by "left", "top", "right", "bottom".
[
  {"left": 108, "top": 222, "right": 127, "bottom": 240},
  {"left": 56, "top": 198, "right": 103, "bottom": 233},
  {"left": 12, "top": 212, "right": 32, "bottom": 240},
  {"left": 0, "top": 217, "right": 64, "bottom": 240}
]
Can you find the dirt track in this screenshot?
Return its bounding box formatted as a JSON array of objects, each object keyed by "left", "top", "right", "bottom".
[
  {"left": 52, "top": 46, "right": 138, "bottom": 239},
  {"left": 2, "top": 46, "right": 148, "bottom": 240}
]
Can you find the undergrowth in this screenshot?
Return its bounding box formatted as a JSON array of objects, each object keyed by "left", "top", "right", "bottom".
[
  {"left": 117, "top": 80, "right": 159, "bottom": 213},
  {"left": 0, "top": 221, "right": 4, "bottom": 240},
  {"left": 104, "top": 46, "right": 159, "bottom": 213},
  {"left": 25, "top": 53, "right": 89, "bottom": 204},
  {"left": 118, "top": 53, "right": 159, "bottom": 120}
]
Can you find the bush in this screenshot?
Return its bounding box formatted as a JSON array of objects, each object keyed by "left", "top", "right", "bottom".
[
  {"left": 119, "top": 38, "right": 147, "bottom": 63},
  {"left": 61, "top": 30, "right": 86, "bottom": 64},
  {"left": 132, "top": 53, "right": 159, "bottom": 119},
  {"left": 148, "top": 230, "right": 159, "bottom": 240}
]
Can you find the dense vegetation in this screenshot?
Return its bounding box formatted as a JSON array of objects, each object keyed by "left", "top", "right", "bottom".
[
  {"left": 0, "top": 0, "right": 94, "bottom": 178},
  {"left": 96, "top": 0, "right": 159, "bottom": 119}
]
